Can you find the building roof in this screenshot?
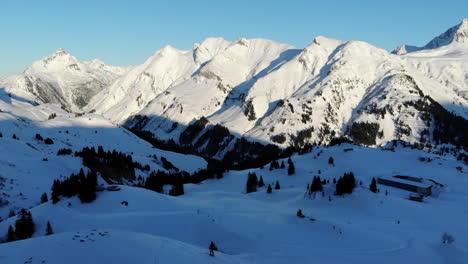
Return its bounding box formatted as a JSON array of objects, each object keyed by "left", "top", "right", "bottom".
[{"left": 378, "top": 176, "right": 433, "bottom": 189}]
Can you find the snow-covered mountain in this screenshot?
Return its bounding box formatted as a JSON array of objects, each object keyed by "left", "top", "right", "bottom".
[
  {"left": 85, "top": 20, "right": 468, "bottom": 155},
  {"left": 393, "top": 19, "right": 468, "bottom": 55},
  {"left": 0, "top": 49, "right": 131, "bottom": 112},
  {"left": 2, "top": 20, "right": 467, "bottom": 156}
]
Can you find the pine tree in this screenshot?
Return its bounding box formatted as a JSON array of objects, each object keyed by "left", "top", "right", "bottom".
[
  {"left": 296, "top": 209, "right": 305, "bottom": 218},
  {"left": 51, "top": 180, "right": 61, "bottom": 204},
  {"left": 8, "top": 209, "right": 15, "bottom": 218},
  {"left": 6, "top": 225, "right": 15, "bottom": 242},
  {"left": 14, "top": 209, "right": 35, "bottom": 240},
  {"left": 267, "top": 184, "right": 272, "bottom": 194},
  {"left": 335, "top": 172, "right": 356, "bottom": 196},
  {"left": 309, "top": 176, "right": 323, "bottom": 194},
  {"left": 280, "top": 161, "right": 285, "bottom": 169},
  {"left": 40, "top": 192, "right": 48, "bottom": 203},
  {"left": 258, "top": 176, "right": 265, "bottom": 187},
  {"left": 369, "top": 178, "right": 378, "bottom": 193},
  {"left": 288, "top": 162, "right": 295, "bottom": 175},
  {"left": 274, "top": 160, "right": 280, "bottom": 169},
  {"left": 246, "top": 172, "right": 258, "bottom": 193},
  {"left": 45, "top": 221, "right": 53, "bottom": 236},
  {"left": 88, "top": 170, "right": 98, "bottom": 187},
  {"left": 328, "top": 156, "right": 334, "bottom": 166},
  {"left": 275, "top": 180, "right": 281, "bottom": 190},
  {"left": 169, "top": 183, "right": 184, "bottom": 196}
]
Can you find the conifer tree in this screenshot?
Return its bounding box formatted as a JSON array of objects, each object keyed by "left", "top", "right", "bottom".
[
  {"left": 309, "top": 176, "right": 323, "bottom": 193},
  {"left": 335, "top": 172, "right": 356, "bottom": 196},
  {"left": 328, "top": 156, "right": 334, "bottom": 166},
  {"left": 45, "top": 221, "right": 53, "bottom": 236},
  {"left": 6, "top": 225, "right": 15, "bottom": 242},
  {"left": 14, "top": 209, "right": 35, "bottom": 240},
  {"left": 275, "top": 180, "right": 281, "bottom": 190},
  {"left": 267, "top": 184, "right": 272, "bottom": 194},
  {"left": 169, "top": 183, "right": 184, "bottom": 196},
  {"left": 51, "top": 180, "right": 61, "bottom": 204},
  {"left": 8, "top": 209, "right": 15, "bottom": 218},
  {"left": 280, "top": 161, "right": 285, "bottom": 169},
  {"left": 296, "top": 209, "right": 305, "bottom": 218},
  {"left": 369, "top": 178, "right": 378, "bottom": 193},
  {"left": 246, "top": 172, "right": 258, "bottom": 193},
  {"left": 258, "top": 176, "right": 265, "bottom": 187},
  {"left": 288, "top": 162, "right": 295, "bottom": 175},
  {"left": 40, "top": 192, "right": 48, "bottom": 203}
]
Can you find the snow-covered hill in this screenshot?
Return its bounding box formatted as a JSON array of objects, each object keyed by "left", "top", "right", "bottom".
[
  {"left": 0, "top": 48, "right": 131, "bottom": 112},
  {"left": 0, "top": 144, "right": 466, "bottom": 263},
  {"left": 0, "top": 89, "right": 206, "bottom": 218}
]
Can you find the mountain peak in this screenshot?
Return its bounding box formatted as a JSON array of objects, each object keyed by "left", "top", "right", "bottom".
[
  {"left": 23, "top": 48, "right": 80, "bottom": 73},
  {"left": 423, "top": 18, "right": 468, "bottom": 49},
  {"left": 393, "top": 19, "right": 468, "bottom": 55},
  {"left": 54, "top": 48, "right": 68, "bottom": 56}
]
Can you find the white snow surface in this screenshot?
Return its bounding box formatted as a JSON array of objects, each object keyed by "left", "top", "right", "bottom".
[
  {"left": 0, "top": 90, "right": 206, "bottom": 216},
  {"left": 0, "top": 144, "right": 466, "bottom": 263}
]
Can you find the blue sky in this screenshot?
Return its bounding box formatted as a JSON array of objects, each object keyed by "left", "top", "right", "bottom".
[{"left": 1, "top": 0, "right": 466, "bottom": 77}]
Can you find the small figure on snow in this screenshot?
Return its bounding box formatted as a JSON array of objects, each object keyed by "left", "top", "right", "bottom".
[{"left": 209, "top": 241, "right": 218, "bottom": 256}]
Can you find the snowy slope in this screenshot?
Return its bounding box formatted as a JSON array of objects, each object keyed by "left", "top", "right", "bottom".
[
  {"left": 0, "top": 90, "right": 207, "bottom": 219},
  {"left": 86, "top": 38, "right": 233, "bottom": 124},
  {"left": 0, "top": 144, "right": 466, "bottom": 263},
  {"left": 0, "top": 230, "right": 245, "bottom": 264},
  {"left": 0, "top": 49, "right": 130, "bottom": 112}
]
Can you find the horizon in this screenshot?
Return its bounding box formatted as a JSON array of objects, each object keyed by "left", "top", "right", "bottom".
[{"left": 1, "top": 0, "right": 467, "bottom": 77}]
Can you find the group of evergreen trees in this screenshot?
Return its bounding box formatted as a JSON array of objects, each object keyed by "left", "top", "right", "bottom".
[
  {"left": 51, "top": 168, "right": 97, "bottom": 204},
  {"left": 268, "top": 158, "right": 295, "bottom": 175},
  {"left": 6, "top": 209, "right": 35, "bottom": 242},
  {"left": 6, "top": 210, "right": 53, "bottom": 243},
  {"left": 246, "top": 172, "right": 280, "bottom": 194},
  {"left": 143, "top": 170, "right": 188, "bottom": 196},
  {"left": 141, "top": 159, "right": 225, "bottom": 196},
  {"left": 309, "top": 176, "right": 324, "bottom": 195},
  {"left": 269, "top": 160, "right": 282, "bottom": 170},
  {"left": 130, "top": 123, "right": 291, "bottom": 171},
  {"left": 246, "top": 172, "right": 258, "bottom": 193},
  {"left": 57, "top": 148, "right": 72, "bottom": 155},
  {"left": 75, "top": 146, "right": 145, "bottom": 183},
  {"left": 335, "top": 172, "right": 356, "bottom": 196}
]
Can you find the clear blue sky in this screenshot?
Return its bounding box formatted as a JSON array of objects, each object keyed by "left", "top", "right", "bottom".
[{"left": 1, "top": 0, "right": 466, "bottom": 77}]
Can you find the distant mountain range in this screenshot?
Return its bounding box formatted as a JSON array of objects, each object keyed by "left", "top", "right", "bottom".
[{"left": 1, "top": 19, "right": 467, "bottom": 155}]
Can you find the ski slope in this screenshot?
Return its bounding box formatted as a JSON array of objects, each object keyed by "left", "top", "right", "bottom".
[{"left": 0, "top": 144, "right": 466, "bottom": 263}]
